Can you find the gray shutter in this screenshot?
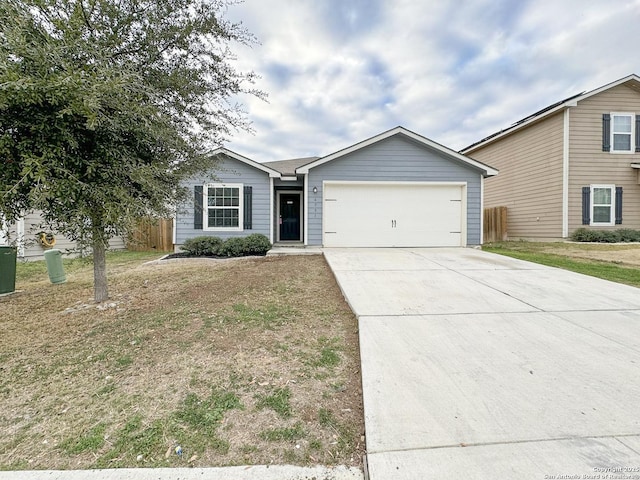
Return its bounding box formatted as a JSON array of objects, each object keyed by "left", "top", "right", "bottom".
[
  {"left": 243, "top": 186, "right": 252, "bottom": 230},
  {"left": 581, "top": 186, "right": 590, "bottom": 225},
  {"left": 194, "top": 186, "right": 203, "bottom": 230},
  {"left": 615, "top": 186, "right": 623, "bottom": 225},
  {"left": 636, "top": 115, "right": 640, "bottom": 152},
  {"left": 602, "top": 114, "right": 611, "bottom": 152}
]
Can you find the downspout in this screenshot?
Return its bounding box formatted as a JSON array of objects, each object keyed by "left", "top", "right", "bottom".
[{"left": 562, "top": 108, "right": 570, "bottom": 238}]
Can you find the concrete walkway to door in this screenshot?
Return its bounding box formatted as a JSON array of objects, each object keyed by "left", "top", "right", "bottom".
[{"left": 323, "top": 248, "right": 640, "bottom": 479}]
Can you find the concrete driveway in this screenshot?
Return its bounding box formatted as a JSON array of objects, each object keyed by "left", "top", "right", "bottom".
[{"left": 323, "top": 248, "right": 640, "bottom": 479}]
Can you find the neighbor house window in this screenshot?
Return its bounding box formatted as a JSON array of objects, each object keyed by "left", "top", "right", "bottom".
[
  {"left": 611, "top": 113, "right": 634, "bottom": 152},
  {"left": 591, "top": 185, "right": 615, "bottom": 226},
  {"left": 204, "top": 183, "right": 243, "bottom": 230}
]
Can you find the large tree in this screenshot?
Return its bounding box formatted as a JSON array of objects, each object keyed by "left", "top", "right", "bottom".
[{"left": 0, "top": 0, "right": 262, "bottom": 301}]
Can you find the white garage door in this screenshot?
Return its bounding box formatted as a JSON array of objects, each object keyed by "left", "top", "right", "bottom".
[{"left": 323, "top": 182, "right": 465, "bottom": 247}]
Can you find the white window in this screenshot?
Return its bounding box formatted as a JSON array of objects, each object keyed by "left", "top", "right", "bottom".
[
  {"left": 203, "top": 183, "right": 243, "bottom": 231},
  {"left": 611, "top": 113, "right": 634, "bottom": 153},
  {"left": 591, "top": 184, "right": 615, "bottom": 226}
]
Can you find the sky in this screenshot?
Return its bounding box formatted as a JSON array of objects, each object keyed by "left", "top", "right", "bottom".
[{"left": 222, "top": 0, "right": 640, "bottom": 162}]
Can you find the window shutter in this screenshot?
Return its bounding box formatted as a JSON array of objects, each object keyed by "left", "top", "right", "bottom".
[
  {"left": 194, "top": 186, "right": 203, "bottom": 230},
  {"left": 581, "top": 186, "right": 590, "bottom": 225},
  {"left": 243, "top": 186, "right": 253, "bottom": 230},
  {"left": 636, "top": 115, "right": 640, "bottom": 152},
  {"left": 615, "top": 186, "right": 623, "bottom": 225},
  {"left": 602, "top": 114, "right": 611, "bottom": 152}
]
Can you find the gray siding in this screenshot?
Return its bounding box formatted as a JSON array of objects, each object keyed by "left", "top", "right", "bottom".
[
  {"left": 3, "top": 211, "right": 125, "bottom": 261},
  {"left": 176, "top": 156, "right": 271, "bottom": 246},
  {"left": 307, "top": 136, "right": 483, "bottom": 245}
]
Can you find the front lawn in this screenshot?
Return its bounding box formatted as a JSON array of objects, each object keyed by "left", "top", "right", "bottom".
[
  {"left": 483, "top": 242, "right": 640, "bottom": 287},
  {"left": 0, "top": 252, "right": 364, "bottom": 470}
]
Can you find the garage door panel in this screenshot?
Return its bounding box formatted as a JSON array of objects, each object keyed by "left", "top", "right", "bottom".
[{"left": 323, "top": 182, "right": 465, "bottom": 247}]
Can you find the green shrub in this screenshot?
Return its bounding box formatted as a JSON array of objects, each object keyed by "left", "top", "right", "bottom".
[
  {"left": 242, "top": 234, "right": 272, "bottom": 255},
  {"left": 616, "top": 229, "right": 640, "bottom": 242},
  {"left": 182, "top": 236, "right": 223, "bottom": 256},
  {"left": 218, "top": 237, "right": 246, "bottom": 257},
  {"left": 570, "top": 228, "right": 640, "bottom": 243}
]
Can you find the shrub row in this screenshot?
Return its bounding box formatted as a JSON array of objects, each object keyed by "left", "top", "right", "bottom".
[
  {"left": 570, "top": 228, "right": 640, "bottom": 243},
  {"left": 182, "top": 234, "right": 272, "bottom": 257}
]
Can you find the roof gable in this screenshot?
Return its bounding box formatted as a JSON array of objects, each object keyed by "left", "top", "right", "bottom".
[
  {"left": 212, "top": 147, "right": 281, "bottom": 178},
  {"left": 296, "top": 126, "right": 498, "bottom": 177},
  {"left": 462, "top": 74, "right": 640, "bottom": 153}
]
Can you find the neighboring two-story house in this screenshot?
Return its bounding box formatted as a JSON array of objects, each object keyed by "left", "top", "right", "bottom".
[{"left": 462, "top": 74, "right": 640, "bottom": 240}]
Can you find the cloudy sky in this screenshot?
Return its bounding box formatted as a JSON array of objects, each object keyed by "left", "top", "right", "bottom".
[{"left": 223, "top": 0, "right": 640, "bottom": 162}]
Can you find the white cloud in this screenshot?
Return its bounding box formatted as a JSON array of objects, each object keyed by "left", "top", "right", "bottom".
[{"left": 222, "top": 0, "right": 640, "bottom": 160}]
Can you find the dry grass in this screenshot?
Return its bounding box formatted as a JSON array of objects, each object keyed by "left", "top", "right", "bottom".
[{"left": 0, "top": 252, "right": 364, "bottom": 470}]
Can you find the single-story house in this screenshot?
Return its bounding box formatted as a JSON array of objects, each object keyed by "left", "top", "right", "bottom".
[
  {"left": 174, "top": 126, "right": 498, "bottom": 249},
  {"left": 461, "top": 74, "right": 640, "bottom": 240}
]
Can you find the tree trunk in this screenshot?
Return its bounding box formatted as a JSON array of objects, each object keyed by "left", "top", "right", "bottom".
[{"left": 93, "top": 239, "right": 109, "bottom": 303}]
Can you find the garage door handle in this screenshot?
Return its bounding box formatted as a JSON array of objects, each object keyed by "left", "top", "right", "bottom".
[{"left": 391, "top": 220, "right": 396, "bottom": 228}]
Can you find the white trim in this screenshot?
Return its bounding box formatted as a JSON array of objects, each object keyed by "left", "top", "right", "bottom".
[
  {"left": 479, "top": 174, "right": 485, "bottom": 245},
  {"left": 321, "top": 180, "right": 468, "bottom": 187},
  {"left": 322, "top": 180, "right": 468, "bottom": 247},
  {"left": 276, "top": 191, "right": 303, "bottom": 242},
  {"left": 296, "top": 126, "right": 498, "bottom": 177},
  {"left": 303, "top": 174, "right": 309, "bottom": 245},
  {"left": 463, "top": 74, "right": 640, "bottom": 154},
  {"left": 172, "top": 209, "right": 177, "bottom": 246},
  {"left": 269, "top": 177, "right": 274, "bottom": 244},
  {"left": 202, "top": 183, "right": 244, "bottom": 231},
  {"left": 562, "top": 108, "right": 570, "bottom": 238},
  {"left": 590, "top": 184, "right": 616, "bottom": 226},
  {"left": 0, "top": 215, "right": 8, "bottom": 246},
  {"left": 212, "top": 147, "right": 281, "bottom": 178},
  {"left": 610, "top": 112, "right": 635, "bottom": 153},
  {"left": 17, "top": 217, "right": 25, "bottom": 257}
]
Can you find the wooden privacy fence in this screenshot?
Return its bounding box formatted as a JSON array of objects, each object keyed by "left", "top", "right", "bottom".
[
  {"left": 128, "top": 218, "right": 173, "bottom": 252},
  {"left": 483, "top": 206, "right": 507, "bottom": 243}
]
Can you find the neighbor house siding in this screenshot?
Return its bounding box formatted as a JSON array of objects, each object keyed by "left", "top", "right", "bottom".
[
  {"left": 568, "top": 84, "right": 640, "bottom": 233},
  {"left": 175, "top": 156, "right": 271, "bottom": 247},
  {"left": 4, "top": 211, "right": 125, "bottom": 260},
  {"left": 469, "top": 111, "right": 565, "bottom": 239},
  {"left": 306, "top": 136, "right": 483, "bottom": 245}
]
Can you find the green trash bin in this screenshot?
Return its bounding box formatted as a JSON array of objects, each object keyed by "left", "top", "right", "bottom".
[
  {"left": 0, "top": 246, "right": 17, "bottom": 294},
  {"left": 44, "top": 249, "right": 66, "bottom": 284}
]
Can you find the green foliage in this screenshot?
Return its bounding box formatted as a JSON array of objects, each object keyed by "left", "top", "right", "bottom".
[
  {"left": 259, "top": 423, "right": 305, "bottom": 442},
  {"left": 217, "top": 237, "right": 246, "bottom": 257},
  {"left": 174, "top": 390, "right": 243, "bottom": 438},
  {"left": 0, "top": 0, "right": 263, "bottom": 300},
  {"left": 255, "top": 387, "right": 292, "bottom": 419},
  {"left": 60, "top": 423, "right": 106, "bottom": 454},
  {"left": 570, "top": 228, "right": 640, "bottom": 243},
  {"left": 242, "top": 234, "right": 272, "bottom": 255},
  {"left": 182, "top": 236, "right": 223, "bottom": 256},
  {"left": 182, "top": 234, "right": 272, "bottom": 257}
]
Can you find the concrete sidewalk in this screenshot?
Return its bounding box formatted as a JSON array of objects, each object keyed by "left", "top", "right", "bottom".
[
  {"left": 324, "top": 247, "right": 640, "bottom": 479},
  {"left": 0, "top": 465, "right": 363, "bottom": 480}
]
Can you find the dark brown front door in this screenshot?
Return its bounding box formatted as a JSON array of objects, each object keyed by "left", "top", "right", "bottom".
[{"left": 279, "top": 193, "right": 301, "bottom": 241}]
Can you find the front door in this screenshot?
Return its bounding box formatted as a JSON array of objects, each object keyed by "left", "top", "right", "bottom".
[{"left": 279, "top": 193, "right": 301, "bottom": 241}]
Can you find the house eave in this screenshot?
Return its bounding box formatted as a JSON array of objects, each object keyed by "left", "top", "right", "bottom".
[{"left": 212, "top": 147, "right": 281, "bottom": 178}]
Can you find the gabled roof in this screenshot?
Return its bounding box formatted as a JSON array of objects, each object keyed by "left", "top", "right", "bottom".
[
  {"left": 212, "top": 147, "right": 281, "bottom": 178},
  {"left": 296, "top": 126, "right": 498, "bottom": 177},
  {"left": 263, "top": 157, "right": 320, "bottom": 176},
  {"left": 462, "top": 74, "right": 640, "bottom": 154}
]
